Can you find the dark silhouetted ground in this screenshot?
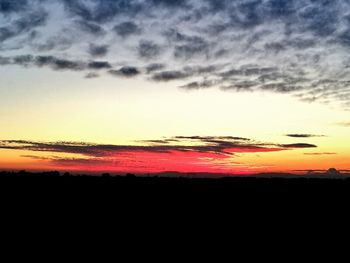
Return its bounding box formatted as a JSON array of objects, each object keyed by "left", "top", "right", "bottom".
[
  {"left": 1, "top": 170, "right": 349, "bottom": 226},
  {"left": 1, "top": 170, "right": 350, "bottom": 198}
]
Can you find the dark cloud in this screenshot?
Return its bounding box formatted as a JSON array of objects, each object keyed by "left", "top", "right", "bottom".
[
  {"left": 152, "top": 70, "right": 191, "bottom": 82},
  {"left": 88, "top": 61, "right": 112, "bottom": 70},
  {"left": 304, "top": 152, "right": 337, "bottom": 156},
  {"left": 264, "top": 42, "right": 286, "bottom": 54},
  {"left": 260, "top": 83, "right": 303, "bottom": 93},
  {"left": 114, "top": 21, "right": 141, "bottom": 37},
  {"left": 138, "top": 140, "right": 172, "bottom": 144},
  {"left": 145, "top": 63, "right": 165, "bottom": 74},
  {"left": 296, "top": 1, "right": 338, "bottom": 37},
  {"left": 138, "top": 40, "right": 161, "bottom": 59},
  {"left": 63, "top": 0, "right": 137, "bottom": 23},
  {"left": 88, "top": 44, "right": 109, "bottom": 57},
  {"left": 109, "top": 66, "right": 140, "bottom": 77},
  {"left": 0, "top": 0, "right": 28, "bottom": 14},
  {"left": 279, "top": 143, "right": 317, "bottom": 149},
  {"left": 34, "top": 156, "right": 112, "bottom": 166},
  {"left": 174, "top": 136, "right": 251, "bottom": 142},
  {"left": 265, "top": 0, "right": 297, "bottom": 17},
  {"left": 286, "top": 134, "right": 326, "bottom": 138},
  {"left": 187, "top": 65, "right": 221, "bottom": 74},
  {"left": 12, "top": 55, "right": 34, "bottom": 66},
  {"left": 62, "top": 0, "right": 93, "bottom": 21},
  {"left": 35, "top": 56, "right": 84, "bottom": 71},
  {"left": 61, "top": 0, "right": 191, "bottom": 32},
  {"left": 2, "top": 54, "right": 114, "bottom": 73},
  {"left": 180, "top": 80, "right": 218, "bottom": 90},
  {"left": 230, "top": 0, "right": 264, "bottom": 29},
  {"left": 220, "top": 81, "right": 259, "bottom": 91},
  {"left": 205, "top": 0, "right": 229, "bottom": 12},
  {"left": 150, "top": 0, "right": 189, "bottom": 8},
  {"left": 174, "top": 41, "right": 209, "bottom": 60},
  {"left": 85, "top": 72, "right": 100, "bottom": 79},
  {"left": 0, "top": 10, "right": 48, "bottom": 42},
  {"left": 220, "top": 66, "right": 278, "bottom": 79},
  {"left": 163, "top": 29, "right": 210, "bottom": 60},
  {"left": 34, "top": 35, "right": 73, "bottom": 52},
  {"left": 0, "top": 136, "right": 313, "bottom": 159},
  {"left": 75, "top": 20, "right": 106, "bottom": 36}
]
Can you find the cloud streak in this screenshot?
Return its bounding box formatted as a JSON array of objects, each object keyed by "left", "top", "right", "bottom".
[
  {"left": 0, "top": 136, "right": 317, "bottom": 173},
  {"left": 0, "top": 54, "right": 114, "bottom": 72},
  {"left": 286, "top": 134, "right": 326, "bottom": 138},
  {"left": 337, "top": 122, "right": 350, "bottom": 127},
  {"left": 304, "top": 153, "right": 337, "bottom": 156}
]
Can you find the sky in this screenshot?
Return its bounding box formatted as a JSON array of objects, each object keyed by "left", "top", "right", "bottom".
[{"left": 0, "top": 0, "right": 350, "bottom": 175}]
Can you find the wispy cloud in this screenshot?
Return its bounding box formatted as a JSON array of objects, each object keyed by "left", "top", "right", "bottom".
[
  {"left": 0, "top": 136, "right": 317, "bottom": 173},
  {"left": 279, "top": 143, "right": 317, "bottom": 149},
  {"left": 286, "top": 134, "right": 326, "bottom": 138},
  {"left": 304, "top": 153, "right": 337, "bottom": 156},
  {"left": 337, "top": 122, "right": 350, "bottom": 127}
]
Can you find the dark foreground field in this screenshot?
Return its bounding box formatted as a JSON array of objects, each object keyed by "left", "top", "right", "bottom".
[
  {"left": 1, "top": 170, "right": 350, "bottom": 197},
  {"left": 1, "top": 171, "right": 350, "bottom": 223}
]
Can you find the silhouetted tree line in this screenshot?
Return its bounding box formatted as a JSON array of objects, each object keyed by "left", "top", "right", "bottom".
[
  {"left": 0, "top": 169, "right": 349, "bottom": 181},
  {"left": 2, "top": 170, "right": 350, "bottom": 202}
]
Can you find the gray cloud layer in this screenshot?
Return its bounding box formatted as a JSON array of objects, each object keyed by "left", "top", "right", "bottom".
[
  {"left": 2, "top": 0, "right": 350, "bottom": 108},
  {"left": 0, "top": 136, "right": 317, "bottom": 158}
]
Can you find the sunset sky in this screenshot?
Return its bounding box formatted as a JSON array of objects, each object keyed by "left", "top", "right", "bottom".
[{"left": 1, "top": 0, "right": 350, "bottom": 175}]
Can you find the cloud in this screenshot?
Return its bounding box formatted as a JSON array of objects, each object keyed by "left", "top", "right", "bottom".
[
  {"left": 88, "top": 44, "right": 109, "bottom": 57},
  {"left": 337, "top": 122, "right": 350, "bottom": 127},
  {"left": 1, "top": 54, "right": 114, "bottom": 72},
  {"left": 152, "top": 70, "right": 191, "bottom": 82},
  {"left": 286, "top": 134, "right": 326, "bottom": 138},
  {"left": 21, "top": 155, "right": 113, "bottom": 166},
  {"left": 174, "top": 39, "right": 210, "bottom": 60},
  {"left": 62, "top": 0, "right": 143, "bottom": 24},
  {"left": 2, "top": 0, "right": 350, "bottom": 108},
  {"left": 0, "top": 56, "right": 10, "bottom": 65},
  {"left": 12, "top": 55, "right": 33, "bottom": 66},
  {"left": 145, "top": 63, "right": 165, "bottom": 74},
  {"left": 109, "top": 67, "right": 140, "bottom": 77},
  {"left": 34, "top": 56, "right": 84, "bottom": 71},
  {"left": 85, "top": 72, "right": 100, "bottom": 79},
  {"left": 151, "top": 0, "right": 189, "bottom": 8},
  {"left": 0, "top": 136, "right": 319, "bottom": 172},
  {"left": 304, "top": 153, "right": 337, "bottom": 156},
  {"left": 33, "top": 34, "right": 73, "bottom": 52},
  {"left": 174, "top": 136, "right": 251, "bottom": 141},
  {"left": 0, "top": 136, "right": 316, "bottom": 157},
  {"left": 113, "top": 21, "right": 141, "bottom": 37},
  {"left": 75, "top": 20, "right": 106, "bottom": 36},
  {"left": 88, "top": 61, "right": 112, "bottom": 70},
  {"left": 279, "top": 143, "right": 317, "bottom": 149},
  {"left": 138, "top": 40, "right": 161, "bottom": 59},
  {"left": 163, "top": 29, "right": 210, "bottom": 60},
  {"left": 0, "top": 10, "right": 48, "bottom": 42},
  {"left": 180, "top": 80, "right": 220, "bottom": 90},
  {"left": 0, "top": 0, "right": 28, "bottom": 14}
]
